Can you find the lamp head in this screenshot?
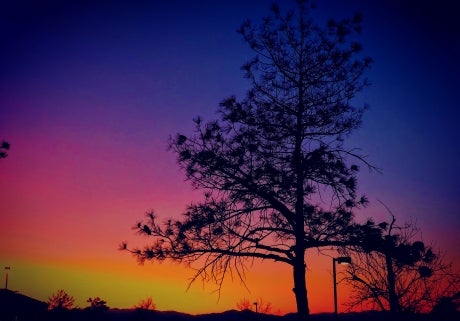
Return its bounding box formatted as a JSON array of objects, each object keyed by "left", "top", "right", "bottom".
[{"left": 336, "top": 257, "right": 352, "bottom": 265}]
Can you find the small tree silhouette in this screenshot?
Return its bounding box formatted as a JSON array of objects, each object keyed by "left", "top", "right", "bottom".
[
  {"left": 236, "top": 298, "right": 252, "bottom": 311},
  {"left": 134, "top": 297, "right": 156, "bottom": 310},
  {"left": 84, "top": 297, "right": 109, "bottom": 321},
  {"left": 47, "top": 289, "right": 74, "bottom": 311},
  {"left": 86, "top": 297, "right": 109, "bottom": 312},
  {"left": 344, "top": 210, "right": 460, "bottom": 314}
]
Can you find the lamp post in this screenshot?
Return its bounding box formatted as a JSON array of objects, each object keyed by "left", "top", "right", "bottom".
[
  {"left": 4, "top": 266, "right": 11, "bottom": 290},
  {"left": 333, "top": 257, "right": 351, "bottom": 316}
]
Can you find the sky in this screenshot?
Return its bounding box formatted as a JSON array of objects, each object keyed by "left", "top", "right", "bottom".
[{"left": 0, "top": 0, "right": 459, "bottom": 315}]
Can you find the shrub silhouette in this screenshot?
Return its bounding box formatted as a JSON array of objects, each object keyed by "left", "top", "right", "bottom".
[
  {"left": 47, "top": 289, "right": 74, "bottom": 311},
  {"left": 86, "top": 297, "right": 109, "bottom": 312},
  {"left": 431, "top": 292, "right": 460, "bottom": 319},
  {"left": 236, "top": 297, "right": 276, "bottom": 314},
  {"left": 134, "top": 296, "right": 156, "bottom": 310},
  {"left": 0, "top": 140, "right": 10, "bottom": 159}
]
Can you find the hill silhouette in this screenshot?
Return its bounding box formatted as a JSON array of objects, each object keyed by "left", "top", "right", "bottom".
[{"left": 0, "top": 289, "right": 47, "bottom": 320}]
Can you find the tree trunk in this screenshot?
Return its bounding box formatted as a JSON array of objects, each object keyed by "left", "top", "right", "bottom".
[
  {"left": 293, "top": 251, "right": 309, "bottom": 319},
  {"left": 292, "top": 69, "right": 308, "bottom": 318},
  {"left": 385, "top": 254, "right": 399, "bottom": 313}
]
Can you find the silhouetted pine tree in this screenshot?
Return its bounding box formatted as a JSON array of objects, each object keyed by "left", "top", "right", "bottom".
[{"left": 123, "top": 1, "right": 372, "bottom": 318}]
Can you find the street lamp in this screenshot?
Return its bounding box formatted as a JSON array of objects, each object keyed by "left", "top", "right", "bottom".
[
  {"left": 333, "top": 257, "right": 351, "bottom": 316},
  {"left": 4, "top": 266, "right": 11, "bottom": 290}
]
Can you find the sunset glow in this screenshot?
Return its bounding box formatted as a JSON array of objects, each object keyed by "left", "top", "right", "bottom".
[{"left": 1, "top": 0, "right": 458, "bottom": 315}]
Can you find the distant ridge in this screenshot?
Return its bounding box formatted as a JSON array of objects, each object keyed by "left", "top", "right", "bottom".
[{"left": 109, "top": 308, "right": 287, "bottom": 320}]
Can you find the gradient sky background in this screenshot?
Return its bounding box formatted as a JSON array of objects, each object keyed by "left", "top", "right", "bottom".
[{"left": 1, "top": 0, "right": 459, "bottom": 315}]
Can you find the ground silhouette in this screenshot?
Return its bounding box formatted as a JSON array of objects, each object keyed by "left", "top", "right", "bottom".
[{"left": 1, "top": 289, "right": 457, "bottom": 321}]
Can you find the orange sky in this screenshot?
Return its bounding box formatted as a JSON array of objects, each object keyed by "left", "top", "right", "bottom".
[
  {"left": 0, "top": 134, "right": 352, "bottom": 314},
  {"left": 2, "top": 250, "right": 351, "bottom": 314}
]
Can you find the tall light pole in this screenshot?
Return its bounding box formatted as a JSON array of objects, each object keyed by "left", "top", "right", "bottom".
[
  {"left": 333, "top": 257, "right": 351, "bottom": 316},
  {"left": 4, "top": 266, "right": 11, "bottom": 290}
]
